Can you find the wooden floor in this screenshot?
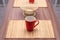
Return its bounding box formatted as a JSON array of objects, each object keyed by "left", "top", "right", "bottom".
[{"left": 0, "top": 0, "right": 60, "bottom": 40}]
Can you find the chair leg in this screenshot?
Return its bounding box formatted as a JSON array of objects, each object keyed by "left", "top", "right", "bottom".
[
  {"left": 2, "top": 0, "right": 6, "bottom": 6},
  {"left": 54, "top": 0, "right": 57, "bottom": 7}
]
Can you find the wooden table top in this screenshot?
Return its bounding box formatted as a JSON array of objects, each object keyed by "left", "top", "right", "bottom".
[{"left": 1, "top": 0, "right": 60, "bottom": 40}]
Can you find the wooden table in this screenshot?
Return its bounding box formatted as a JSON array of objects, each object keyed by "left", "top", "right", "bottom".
[{"left": 1, "top": 0, "right": 60, "bottom": 40}]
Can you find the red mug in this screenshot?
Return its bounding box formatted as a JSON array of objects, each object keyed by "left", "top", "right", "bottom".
[
  {"left": 25, "top": 16, "right": 39, "bottom": 31},
  {"left": 29, "top": 0, "right": 34, "bottom": 4}
]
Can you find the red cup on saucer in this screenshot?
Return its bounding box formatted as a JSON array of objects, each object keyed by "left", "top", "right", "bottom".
[{"left": 25, "top": 16, "right": 39, "bottom": 31}]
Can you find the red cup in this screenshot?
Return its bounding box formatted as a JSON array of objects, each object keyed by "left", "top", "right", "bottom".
[
  {"left": 29, "top": 0, "right": 34, "bottom": 4},
  {"left": 25, "top": 16, "right": 39, "bottom": 31}
]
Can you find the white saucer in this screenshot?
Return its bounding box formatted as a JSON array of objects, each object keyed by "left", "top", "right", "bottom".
[{"left": 23, "top": 12, "right": 37, "bottom": 17}]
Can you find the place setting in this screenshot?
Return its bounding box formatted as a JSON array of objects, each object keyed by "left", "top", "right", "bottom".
[{"left": 13, "top": 0, "right": 48, "bottom": 17}]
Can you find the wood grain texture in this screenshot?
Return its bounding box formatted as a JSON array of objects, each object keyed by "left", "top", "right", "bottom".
[
  {"left": 4, "top": 38, "right": 56, "bottom": 40},
  {"left": 0, "top": 0, "right": 59, "bottom": 40},
  {"left": 5, "top": 20, "right": 55, "bottom": 38}
]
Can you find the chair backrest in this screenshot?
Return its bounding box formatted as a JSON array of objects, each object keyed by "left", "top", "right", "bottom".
[{"left": 2, "top": 0, "right": 6, "bottom": 6}]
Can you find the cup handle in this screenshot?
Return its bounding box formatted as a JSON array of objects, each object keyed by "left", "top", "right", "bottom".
[{"left": 34, "top": 20, "right": 39, "bottom": 28}]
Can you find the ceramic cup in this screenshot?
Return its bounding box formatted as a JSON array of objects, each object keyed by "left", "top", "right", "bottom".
[
  {"left": 29, "top": 0, "right": 34, "bottom": 4},
  {"left": 21, "top": 7, "right": 38, "bottom": 16},
  {"left": 25, "top": 16, "right": 39, "bottom": 31},
  {"left": 24, "top": 9, "right": 36, "bottom": 16}
]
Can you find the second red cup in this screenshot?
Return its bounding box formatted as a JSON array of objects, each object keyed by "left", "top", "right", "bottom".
[{"left": 29, "top": 0, "right": 34, "bottom": 4}]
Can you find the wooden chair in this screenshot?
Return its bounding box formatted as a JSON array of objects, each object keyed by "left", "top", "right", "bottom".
[
  {"left": 54, "top": 0, "right": 58, "bottom": 7},
  {"left": 2, "top": 0, "right": 6, "bottom": 6},
  {"left": 50, "top": 0, "right": 58, "bottom": 7}
]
